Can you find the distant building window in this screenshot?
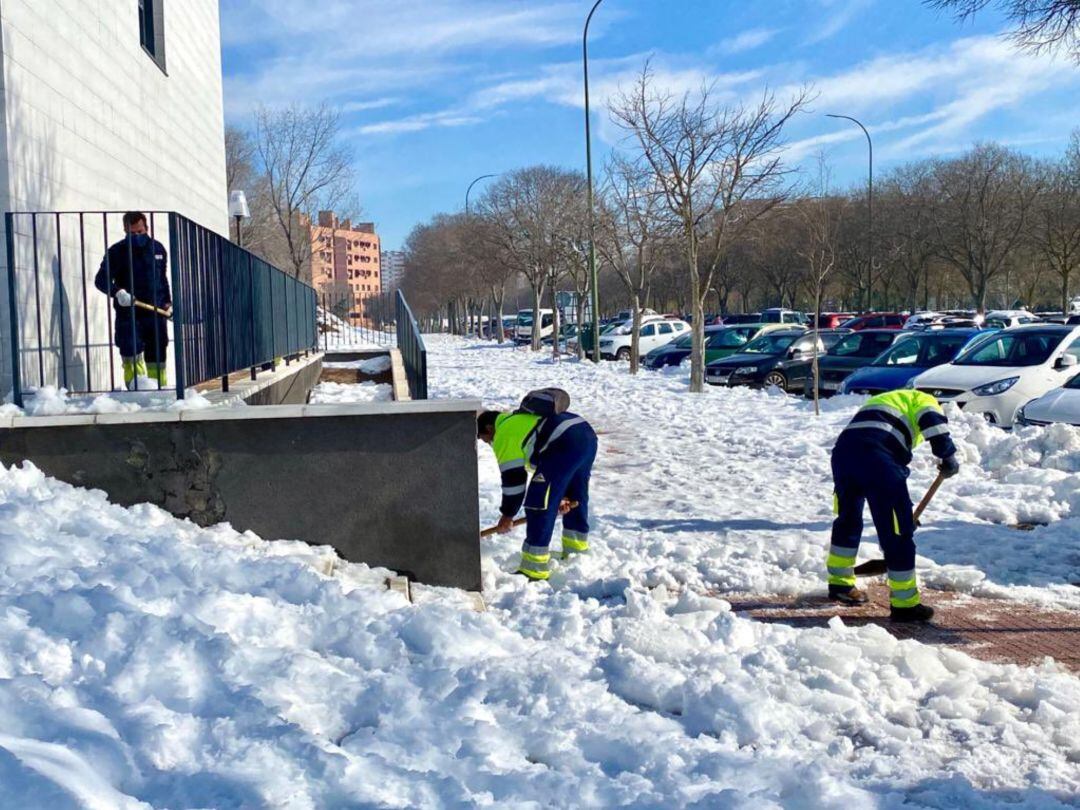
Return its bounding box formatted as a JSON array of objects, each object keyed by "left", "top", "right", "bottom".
[{"left": 139, "top": 0, "right": 167, "bottom": 73}]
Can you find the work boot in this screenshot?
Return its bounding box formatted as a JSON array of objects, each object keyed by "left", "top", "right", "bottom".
[
  {"left": 828, "top": 586, "right": 869, "bottom": 605},
  {"left": 890, "top": 603, "right": 935, "bottom": 623}
]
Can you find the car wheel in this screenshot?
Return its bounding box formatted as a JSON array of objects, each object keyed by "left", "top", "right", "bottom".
[
  {"left": 764, "top": 371, "right": 788, "bottom": 391},
  {"left": 616, "top": 347, "right": 631, "bottom": 361}
]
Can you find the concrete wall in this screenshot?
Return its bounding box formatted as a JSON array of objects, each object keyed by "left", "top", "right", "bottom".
[
  {"left": 0, "top": 0, "right": 227, "bottom": 398},
  {"left": 0, "top": 401, "right": 483, "bottom": 591}
]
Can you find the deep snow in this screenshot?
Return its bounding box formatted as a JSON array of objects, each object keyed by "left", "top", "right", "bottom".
[{"left": 0, "top": 335, "right": 1077, "bottom": 808}]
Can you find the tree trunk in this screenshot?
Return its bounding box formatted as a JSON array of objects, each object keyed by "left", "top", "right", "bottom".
[
  {"left": 575, "top": 294, "right": 586, "bottom": 360},
  {"left": 813, "top": 286, "right": 822, "bottom": 417},
  {"left": 531, "top": 283, "right": 543, "bottom": 351},
  {"left": 630, "top": 293, "right": 642, "bottom": 375},
  {"left": 550, "top": 277, "right": 561, "bottom": 362}
]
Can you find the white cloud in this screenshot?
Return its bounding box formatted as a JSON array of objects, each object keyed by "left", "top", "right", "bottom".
[
  {"left": 713, "top": 28, "right": 781, "bottom": 55},
  {"left": 804, "top": 0, "right": 874, "bottom": 45}
]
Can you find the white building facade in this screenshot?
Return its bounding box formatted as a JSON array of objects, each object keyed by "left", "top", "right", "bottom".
[
  {"left": 0, "top": 0, "right": 227, "bottom": 398},
  {"left": 381, "top": 249, "right": 405, "bottom": 293}
]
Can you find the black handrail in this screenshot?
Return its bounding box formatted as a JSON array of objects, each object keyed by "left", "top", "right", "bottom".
[
  {"left": 395, "top": 289, "right": 428, "bottom": 399},
  {"left": 3, "top": 210, "right": 318, "bottom": 406}
]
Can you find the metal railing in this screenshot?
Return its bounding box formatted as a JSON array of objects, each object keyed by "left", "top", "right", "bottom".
[
  {"left": 318, "top": 289, "right": 396, "bottom": 350},
  {"left": 3, "top": 210, "right": 317, "bottom": 406},
  {"left": 395, "top": 290, "right": 427, "bottom": 399}
]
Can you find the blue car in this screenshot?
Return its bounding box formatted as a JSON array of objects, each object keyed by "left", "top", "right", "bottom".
[{"left": 840, "top": 328, "right": 991, "bottom": 395}]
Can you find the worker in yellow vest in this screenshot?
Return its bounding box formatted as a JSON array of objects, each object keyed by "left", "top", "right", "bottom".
[{"left": 827, "top": 389, "right": 959, "bottom": 622}]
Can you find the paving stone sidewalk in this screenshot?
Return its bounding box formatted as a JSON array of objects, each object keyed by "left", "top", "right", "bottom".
[{"left": 727, "top": 582, "right": 1080, "bottom": 672}]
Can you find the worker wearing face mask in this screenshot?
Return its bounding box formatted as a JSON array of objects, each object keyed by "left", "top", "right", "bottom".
[{"left": 94, "top": 211, "right": 172, "bottom": 389}]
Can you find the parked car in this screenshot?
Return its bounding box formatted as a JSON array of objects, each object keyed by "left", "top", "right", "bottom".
[
  {"left": 542, "top": 323, "right": 578, "bottom": 346},
  {"left": 705, "top": 329, "right": 847, "bottom": 392},
  {"left": 840, "top": 312, "right": 906, "bottom": 331},
  {"left": 983, "top": 310, "right": 1041, "bottom": 330},
  {"left": 599, "top": 317, "right": 689, "bottom": 360},
  {"left": 760, "top": 308, "right": 808, "bottom": 325},
  {"left": 839, "top": 328, "right": 988, "bottom": 396},
  {"left": 912, "top": 325, "right": 1080, "bottom": 426},
  {"left": 800, "top": 329, "right": 907, "bottom": 397},
  {"left": 712, "top": 313, "right": 761, "bottom": 326},
  {"left": 903, "top": 312, "right": 947, "bottom": 330},
  {"left": 1016, "top": 373, "right": 1080, "bottom": 426},
  {"left": 642, "top": 323, "right": 786, "bottom": 369},
  {"left": 514, "top": 309, "right": 554, "bottom": 343},
  {"left": 812, "top": 312, "right": 855, "bottom": 329}
]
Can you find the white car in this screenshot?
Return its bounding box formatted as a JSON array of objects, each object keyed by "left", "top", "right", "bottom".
[
  {"left": 1017, "top": 375, "right": 1080, "bottom": 427},
  {"left": 599, "top": 317, "right": 689, "bottom": 360},
  {"left": 911, "top": 325, "right": 1080, "bottom": 427},
  {"left": 983, "top": 310, "right": 1041, "bottom": 330},
  {"left": 513, "top": 309, "right": 554, "bottom": 343}
]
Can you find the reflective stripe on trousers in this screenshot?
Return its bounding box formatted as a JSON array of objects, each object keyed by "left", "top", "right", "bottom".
[
  {"left": 888, "top": 568, "right": 920, "bottom": 608},
  {"left": 561, "top": 528, "right": 589, "bottom": 558},
  {"left": 826, "top": 543, "right": 857, "bottom": 588},
  {"left": 518, "top": 543, "right": 551, "bottom": 581}
]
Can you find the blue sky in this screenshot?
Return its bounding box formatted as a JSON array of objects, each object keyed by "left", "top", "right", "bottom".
[{"left": 220, "top": 0, "right": 1080, "bottom": 250}]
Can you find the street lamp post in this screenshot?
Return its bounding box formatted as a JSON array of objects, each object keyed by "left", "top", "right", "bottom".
[
  {"left": 228, "top": 189, "right": 250, "bottom": 247},
  {"left": 583, "top": 0, "right": 605, "bottom": 363},
  {"left": 465, "top": 173, "right": 499, "bottom": 216},
  {"left": 826, "top": 114, "right": 873, "bottom": 312}
]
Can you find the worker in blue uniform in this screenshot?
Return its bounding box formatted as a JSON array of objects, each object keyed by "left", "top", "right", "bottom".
[
  {"left": 94, "top": 211, "right": 171, "bottom": 389},
  {"left": 827, "top": 389, "right": 959, "bottom": 622},
  {"left": 478, "top": 407, "right": 598, "bottom": 581}
]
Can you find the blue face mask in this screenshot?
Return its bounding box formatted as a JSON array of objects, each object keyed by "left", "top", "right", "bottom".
[{"left": 130, "top": 232, "right": 151, "bottom": 248}]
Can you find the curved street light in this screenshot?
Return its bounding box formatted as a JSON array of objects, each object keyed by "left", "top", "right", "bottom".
[
  {"left": 826, "top": 113, "right": 874, "bottom": 312},
  {"left": 583, "top": 0, "right": 605, "bottom": 363},
  {"left": 465, "top": 173, "right": 499, "bottom": 216}
]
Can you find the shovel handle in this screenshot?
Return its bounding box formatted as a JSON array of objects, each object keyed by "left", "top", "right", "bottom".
[
  {"left": 913, "top": 472, "right": 945, "bottom": 525},
  {"left": 480, "top": 500, "right": 579, "bottom": 538},
  {"left": 134, "top": 300, "right": 172, "bottom": 319}
]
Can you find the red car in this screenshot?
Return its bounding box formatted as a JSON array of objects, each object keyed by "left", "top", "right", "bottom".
[
  {"left": 813, "top": 312, "right": 855, "bottom": 329},
  {"left": 840, "top": 312, "right": 906, "bottom": 331}
]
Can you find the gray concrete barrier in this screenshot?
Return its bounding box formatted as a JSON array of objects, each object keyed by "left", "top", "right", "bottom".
[{"left": 0, "top": 400, "right": 482, "bottom": 590}]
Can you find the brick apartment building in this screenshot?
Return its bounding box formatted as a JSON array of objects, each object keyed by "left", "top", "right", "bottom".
[{"left": 308, "top": 212, "right": 381, "bottom": 322}]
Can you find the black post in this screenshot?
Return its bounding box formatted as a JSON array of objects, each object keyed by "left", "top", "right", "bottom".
[
  {"left": 54, "top": 214, "right": 69, "bottom": 390},
  {"left": 78, "top": 214, "right": 92, "bottom": 392},
  {"left": 249, "top": 252, "right": 257, "bottom": 380},
  {"left": 167, "top": 213, "right": 186, "bottom": 399},
  {"left": 4, "top": 212, "right": 23, "bottom": 407}
]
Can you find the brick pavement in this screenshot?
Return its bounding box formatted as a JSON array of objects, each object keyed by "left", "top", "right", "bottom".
[{"left": 726, "top": 582, "right": 1080, "bottom": 672}]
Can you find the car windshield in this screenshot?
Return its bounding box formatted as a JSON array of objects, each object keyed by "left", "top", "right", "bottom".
[
  {"left": 839, "top": 317, "right": 863, "bottom": 329},
  {"left": 517, "top": 315, "right": 533, "bottom": 326},
  {"left": 708, "top": 329, "right": 752, "bottom": 349},
  {"left": 1065, "top": 373, "right": 1080, "bottom": 390},
  {"left": 873, "top": 335, "right": 970, "bottom": 367},
  {"left": 830, "top": 332, "right": 895, "bottom": 358},
  {"left": 953, "top": 331, "right": 1062, "bottom": 367},
  {"left": 742, "top": 334, "right": 798, "bottom": 354},
  {"left": 673, "top": 333, "right": 695, "bottom": 348}
]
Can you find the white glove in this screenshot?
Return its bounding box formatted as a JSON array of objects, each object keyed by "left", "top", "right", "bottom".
[{"left": 115, "top": 290, "right": 134, "bottom": 307}]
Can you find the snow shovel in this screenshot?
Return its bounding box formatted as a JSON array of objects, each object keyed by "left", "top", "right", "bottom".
[
  {"left": 853, "top": 472, "right": 946, "bottom": 577},
  {"left": 134, "top": 299, "right": 172, "bottom": 319},
  {"left": 480, "top": 500, "right": 579, "bottom": 538}
]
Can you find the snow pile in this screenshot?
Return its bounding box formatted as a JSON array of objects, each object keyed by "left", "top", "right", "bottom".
[
  {"left": 5, "top": 385, "right": 217, "bottom": 417},
  {"left": 432, "top": 337, "right": 1080, "bottom": 609},
  {"left": 0, "top": 335, "right": 1078, "bottom": 807},
  {"left": 0, "top": 460, "right": 1078, "bottom": 807},
  {"left": 309, "top": 381, "right": 393, "bottom": 404},
  {"left": 323, "top": 354, "right": 392, "bottom": 375}
]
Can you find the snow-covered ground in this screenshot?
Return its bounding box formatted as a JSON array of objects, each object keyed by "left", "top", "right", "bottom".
[
  {"left": 310, "top": 380, "right": 393, "bottom": 404},
  {"left": 0, "top": 335, "right": 1078, "bottom": 808}
]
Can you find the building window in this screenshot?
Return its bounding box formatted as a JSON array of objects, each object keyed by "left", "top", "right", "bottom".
[{"left": 139, "top": 0, "right": 167, "bottom": 74}]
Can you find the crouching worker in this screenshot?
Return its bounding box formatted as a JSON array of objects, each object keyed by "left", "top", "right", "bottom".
[
  {"left": 477, "top": 388, "right": 598, "bottom": 581},
  {"left": 94, "top": 211, "right": 171, "bottom": 390},
  {"left": 828, "top": 389, "right": 959, "bottom": 622}
]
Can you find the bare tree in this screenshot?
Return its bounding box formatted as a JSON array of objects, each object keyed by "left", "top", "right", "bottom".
[
  {"left": 797, "top": 157, "right": 845, "bottom": 415},
  {"left": 878, "top": 163, "right": 937, "bottom": 313},
  {"left": 1033, "top": 132, "right": 1080, "bottom": 313},
  {"left": 478, "top": 167, "right": 584, "bottom": 351},
  {"left": 254, "top": 104, "right": 355, "bottom": 279},
  {"left": 596, "top": 154, "right": 671, "bottom": 372},
  {"left": 926, "top": 0, "right": 1080, "bottom": 61},
  {"left": 928, "top": 143, "right": 1041, "bottom": 313},
  {"left": 611, "top": 64, "right": 809, "bottom": 391}
]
